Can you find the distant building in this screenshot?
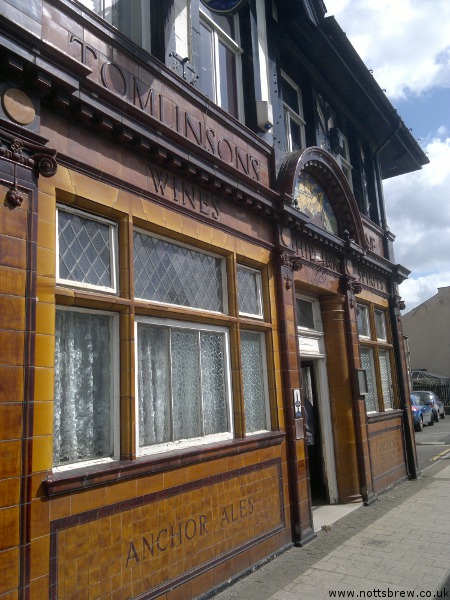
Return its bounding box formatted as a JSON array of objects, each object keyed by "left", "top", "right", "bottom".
[
  {"left": 403, "top": 287, "right": 450, "bottom": 379},
  {"left": 0, "top": 1, "right": 427, "bottom": 598}
]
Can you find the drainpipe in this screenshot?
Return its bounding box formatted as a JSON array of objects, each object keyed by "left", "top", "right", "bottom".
[{"left": 389, "top": 279, "right": 419, "bottom": 479}]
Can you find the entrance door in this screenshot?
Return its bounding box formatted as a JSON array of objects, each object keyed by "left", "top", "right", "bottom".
[{"left": 302, "top": 361, "right": 327, "bottom": 503}]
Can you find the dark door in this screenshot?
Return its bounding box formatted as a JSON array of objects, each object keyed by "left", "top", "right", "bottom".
[{"left": 302, "top": 361, "right": 327, "bottom": 503}]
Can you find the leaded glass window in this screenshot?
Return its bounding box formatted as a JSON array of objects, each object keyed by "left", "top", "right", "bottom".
[
  {"left": 57, "top": 207, "right": 117, "bottom": 293},
  {"left": 237, "top": 265, "right": 263, "bottom": 318},
  {"left": 358, "top": 303, "right": 395, "bottom": 412},
  {"left": 133, "top": 232, "right": 225, "bottom": 312},
  {"left": 136, "top": 320, "right": 231, "bottom": 451},
  {"left": 379, "top": 350, "right": 393, "bottom": 409},
  {"left": 241, "top": 331, "right": 269, "bottom": 433},
  {"left": 360, "top": 347, "right": 377, "bottom": 413},
  {"left": 53, "top": 309, "right": 116, "bottom": 466}
]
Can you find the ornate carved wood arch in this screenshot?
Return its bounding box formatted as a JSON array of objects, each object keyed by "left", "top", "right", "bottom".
[{"left": 277, "top": 146, "right": 367, "bottom": 249}]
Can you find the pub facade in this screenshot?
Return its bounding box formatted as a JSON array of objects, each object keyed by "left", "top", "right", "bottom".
[{"left": 0, "top": 0, "right": 428, "bottom": 598}]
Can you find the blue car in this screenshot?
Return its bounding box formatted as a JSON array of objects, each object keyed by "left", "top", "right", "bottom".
[
  {"left": 410, "top": 393, "right": 434, "bottom": 431},
  {"left": 413, "top": 390, "right": 445, "bottom": 422}
]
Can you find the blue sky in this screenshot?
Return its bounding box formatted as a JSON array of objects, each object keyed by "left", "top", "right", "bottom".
[{"left": 325, "top": 0, "right": 450, "bottom": 313}]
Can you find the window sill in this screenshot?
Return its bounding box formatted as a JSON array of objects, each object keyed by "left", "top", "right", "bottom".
[
  {"left": 367, "top": 409, "right": 403, "bottom": 423},
  {"left": 44, "top": 431, "right": 285, "bottom": 497}
]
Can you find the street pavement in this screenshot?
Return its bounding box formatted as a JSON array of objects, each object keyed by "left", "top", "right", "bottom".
[{"left": 207, "top": 418, "right": 450, "bottom": 600}]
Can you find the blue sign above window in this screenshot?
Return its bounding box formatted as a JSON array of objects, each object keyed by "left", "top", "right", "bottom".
[{"left": 201, "top": 0, "right": 248, "bottom": 14}]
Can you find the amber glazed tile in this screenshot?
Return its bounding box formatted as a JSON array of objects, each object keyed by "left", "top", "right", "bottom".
[
  {"left": 0, "top": 331, "right": 25, "bottom": 367},
  {"left": 0, "top": 547, "right": 19, "bottom": 595},
  {"left": 0, "top": 506, "right": 19, "bottom": 552},
  {"left": 0, "top": 440, "right": 21, "bottom": 479},
  {"left": 34, "top": 367, "right": 54, "bottom": 402},
  {"left": 31, "top": 435, "right": 53, "bottom": 473},
  {"left": 0, "top": 403, "right": 22, "bottom": 441}
]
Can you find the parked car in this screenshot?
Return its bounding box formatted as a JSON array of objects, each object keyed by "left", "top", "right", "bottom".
[
  {"left": 410, "top": 393, "right": 434, "bottom": 431},
  {"left": 413, "top": 390, "right": 445, "bottom": 422}
]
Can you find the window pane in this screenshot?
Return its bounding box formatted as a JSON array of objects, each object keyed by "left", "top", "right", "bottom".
[
  {"left": 137, "top": 322, "right": 230, "bottom": 450},
  {"left": 296, "top": 299, "right": 315, "bottom": 329},
  {"left": 241, "top": 331, "right": 268, "bottom": 432},
  {"left": 374, "top": 310, "right": 387, "bottom": 341},
  {"left": 115, "top": 1, "right": 151, "bottom": 53},
  {"left": 219, "top": 41, "right": 238, "bottom": 117},
  {"left": 282, "top": 77, "right": 300, "bottom": 114},
  {"left": 137, "top": 324, "right": 171, "bottom": 446},
  {"left": 237, "top": 266, "right": 262, "bottom": 317},
  {"left": 80, "top": 1, "right": 151, "bottom": 52},
  {"left": 171, "top": 329, "right": 203, "bottom": 440},
  {"left": 357, "top": 305, "right": 370, "bottom": 337},
  {"left": 379, "top": 350, "right": 393, "bottom": 409},
  {"left": 199, "top": 22, "right": 215, "bottom": 101},
  {"left": 360, "top": 347, "right": 378, "bottom": 412},
  {"left": 54, "top": 310, "right": 112, "bottom": 466},
  {"left": 58, "top": 209, "right": 114, "bottom": 289},
  {"left": 133, "top": 232, "right": 224, "bottom": 312},
  {"left": 78, "top": 0, "right": 104, "bottom": 15},
  {"left": 200, "top": 332, "right": 228, "bottom": 434},
  {"left": 211, "top": 13, "right": 235, "bottom": 38},
  {"left": 290, "top": 118, "right": 303, "bottom": 151}
]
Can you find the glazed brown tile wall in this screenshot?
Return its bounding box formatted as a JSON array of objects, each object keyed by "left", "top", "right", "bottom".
[
  {"left": 50, "top": 461, "right": 284, "bottom": 599},
  {"left": 0, "top": 193, "right": 24, "bottom": 597},
  {"left": 17, "top": 158, "right": 294, "bottom": 600},
  {"left": 0, "top": 171, "right": 38, "bottom": 598},
  {"left": 368, "top": 413, "right": 407, "bottom": 493}
]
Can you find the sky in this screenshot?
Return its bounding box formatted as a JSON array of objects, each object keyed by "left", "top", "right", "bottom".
[{"left": 324, "top": 0, "right": 450, "bottom": 313}]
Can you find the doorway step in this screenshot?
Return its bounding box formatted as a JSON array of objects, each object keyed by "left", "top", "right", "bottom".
[{"left": 312, "top": 502, "right": 363, "bottom": 533}]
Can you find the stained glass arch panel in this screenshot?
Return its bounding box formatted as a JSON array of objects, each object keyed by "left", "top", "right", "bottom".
[{"left": 293, "top": 172, "right": 339, "bottom": 236}]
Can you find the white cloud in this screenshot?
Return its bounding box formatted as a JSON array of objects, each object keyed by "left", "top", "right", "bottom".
[
  {"left": 325, "top": 1, "right": 450, "bottom": 311},
  {"left": 325, "top": 0, "right": 450, "bottom": 100},
  {"left": 384, "top": 136, "right": 450, "bottom": 310},
  {"left": 400, "top": 275, "right": 450, "bottom": 315}
]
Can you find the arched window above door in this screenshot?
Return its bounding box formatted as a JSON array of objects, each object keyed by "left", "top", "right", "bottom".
[
  {"left": 293, "top": 172, "right": 338, "bottom": 236},
  {"left": 277, "top": 146, "right": 366, "bottom": 248}
]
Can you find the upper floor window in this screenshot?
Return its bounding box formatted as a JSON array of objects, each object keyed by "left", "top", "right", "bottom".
[
  {"left": 315, "top": 94, "right": 353, "bottom": 187},
  {"left": 315, "top": 94, "right": 334, "bottom": 151},
  {"left": 78, "top": 0, "right": 151, "bottom": 53},
  {"left": 281, "top": 72, "right": 306, "bottom": 152},
  {"left": 330, "top": 129, "right": 353, "bottom": 187},
  {"left": 198, "top": 9, "right": 242, "bottom": 119}
]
